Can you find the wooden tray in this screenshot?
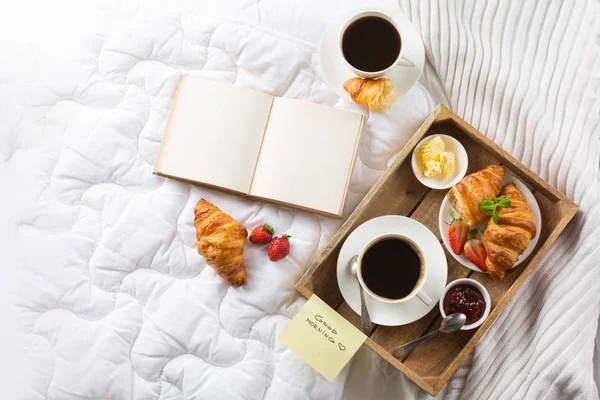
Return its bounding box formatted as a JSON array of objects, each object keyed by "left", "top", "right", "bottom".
[{"left": 295, "top": 105, "right": 578, "bottom": 396}]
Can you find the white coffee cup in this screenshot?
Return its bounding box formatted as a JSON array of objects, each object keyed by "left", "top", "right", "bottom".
[
  {"left": 355, "top": 233, "right": 433, "bottom": 306},
  {"left": 339, "top": 10, "right": 415, "bottom": 79}
]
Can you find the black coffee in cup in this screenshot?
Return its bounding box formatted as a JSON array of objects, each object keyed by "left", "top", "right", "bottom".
[
  {"left": 361, "top": 237, "right": 423, "bottom": 299},
  {"left": 341, "top": 16, "right": 401, "bottom": 73}
]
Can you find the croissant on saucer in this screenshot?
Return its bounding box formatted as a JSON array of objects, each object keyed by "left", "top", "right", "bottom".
[
  {"left": 343, "top": 77, "right": 397, "bottom": 112},
  {"left": 194, "top": 199, "right": 248, "bottom": 286},
  {"left": 484, "top": 184, "right": 536, "bottom": 280},
  {"left": 447, "top": 165, "right": 505, "bottom": 225}
]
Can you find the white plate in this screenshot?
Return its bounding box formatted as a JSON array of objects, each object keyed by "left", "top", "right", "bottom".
[
  {"left": 337, "top": 216, "right": 447, "bottom": 326},
  {"left": 318, "top": 7, "right": 425, "bottom": 102},
  {"left": 411, "top": 134, "right": 469, "bottom": 190},
  {"left": 438, "top": 174, "right": 542, "bottom": 273}
]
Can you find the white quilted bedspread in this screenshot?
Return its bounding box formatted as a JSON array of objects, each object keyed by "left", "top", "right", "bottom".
[
  {"left": 2, "top": 0, "right": 599, "bottom": 399},
  {"left": 2, "top": 0, "right": 433, "bottom": 398}
]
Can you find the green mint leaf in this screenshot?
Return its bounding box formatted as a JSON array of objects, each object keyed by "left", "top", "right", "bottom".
[
  {"left": 448, "top": 209, "right": 456, "bottom": 219},
  {"left": 499, "top": 198, "right": 511, "bottom": 208},
  {"left": 481, "top": 204, "right": 496, "bottom": 212},
  {"left": 492, "top": 212, "right": 500, "bottom": 224},
  {"left": 480, "top": 200, "right": 494, "bottom": 209}
]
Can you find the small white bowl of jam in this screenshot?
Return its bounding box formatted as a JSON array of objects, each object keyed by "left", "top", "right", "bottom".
[{"left": 440, "top": 278, "right": 490, "bottom": 330}]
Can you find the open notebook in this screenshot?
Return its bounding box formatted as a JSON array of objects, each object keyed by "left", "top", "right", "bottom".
[{"left": 154, "top": 77, "right": 366, "bottom": 217}]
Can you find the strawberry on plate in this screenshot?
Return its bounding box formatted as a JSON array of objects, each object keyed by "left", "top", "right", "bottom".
[
  {"left": 268, "top": 234, "right": 291, "bottom": 261},
  {"left": 464, "top": 229, "right": 487, "bottom": 272},
  {"left": 447, "top": 209, "right": 470, "bottom": 255},
  {"left": 249, "top": 224, "right": 274, "bottom": 245}
]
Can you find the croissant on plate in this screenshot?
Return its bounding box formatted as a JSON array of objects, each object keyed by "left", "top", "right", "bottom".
[
  {"left": 193, "top": 199, "right": 248, "bottom": 286},
  {"left": 484, "top": 184, "right": 536, "bottom": 280},
  {"left": 343, "top": 77, "right": 397, "bottom": 112},
  {"left": 447, "top": 165, "right": 505, "bottom": 225}
]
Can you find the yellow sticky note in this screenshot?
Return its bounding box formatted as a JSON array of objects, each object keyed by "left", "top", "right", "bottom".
[{"left": 279, "top": 295, "right": 367, "bottom": 381}]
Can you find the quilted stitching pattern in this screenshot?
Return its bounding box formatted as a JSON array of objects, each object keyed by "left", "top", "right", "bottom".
[{"left": 6, "top": 2, "right": 434, "bottom": 399}]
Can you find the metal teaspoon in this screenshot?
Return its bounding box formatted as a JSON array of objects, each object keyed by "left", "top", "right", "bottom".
[
  {"left": 349, "top": 255, "right": 372, "bottom": 335},
  {"left": 392, "top": 313, "right": 466, "bottom": 358}
]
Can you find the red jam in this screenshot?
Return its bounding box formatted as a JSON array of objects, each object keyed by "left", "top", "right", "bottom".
[{"left": 443, "top": 284, "right": 486, "bottom": 325}]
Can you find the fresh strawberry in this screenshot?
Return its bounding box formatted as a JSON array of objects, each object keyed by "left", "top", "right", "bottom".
[
  {"left": 249, "top": 224, "right": 274, "bottom": 245},
  {"left": 268, "top": 234, "right": 291, "bottom": 261},
  {"left": 447, "top": 210, "right": 470, "bottom": 255},
  {"left": 464, "top": 229, "right": 487, "bottom": 272}
]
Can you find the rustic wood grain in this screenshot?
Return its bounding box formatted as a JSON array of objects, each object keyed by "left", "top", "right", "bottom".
[{"left": 294, "top": 105, "right": 578, "bottom": 396}]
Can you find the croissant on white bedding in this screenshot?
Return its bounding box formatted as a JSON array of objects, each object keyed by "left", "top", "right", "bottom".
[{"left": 193, "top": 199, "right": 248, "bottom": 286}]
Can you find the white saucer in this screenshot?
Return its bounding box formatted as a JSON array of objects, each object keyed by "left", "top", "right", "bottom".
[
  {"left": 337, "top": 216, "right": 447, "bottom": 326},
  {"left": 439, "top": 174, "right": 542, "bottom": 273},
  {"left": 318, "top": 7, "right": 425, "bottom": 102}
]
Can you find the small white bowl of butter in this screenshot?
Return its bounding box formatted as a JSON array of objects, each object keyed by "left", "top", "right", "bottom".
[{"left": 411, "top": 134, "right": 468, "bottom": 190}]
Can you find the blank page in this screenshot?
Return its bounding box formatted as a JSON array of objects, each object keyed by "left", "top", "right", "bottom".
[
  {"left": 250, "top": 98, "right": 365, "bottom": 215},
  {"left": 154, "top": 77, "right": 273, "bottom": 194}
]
